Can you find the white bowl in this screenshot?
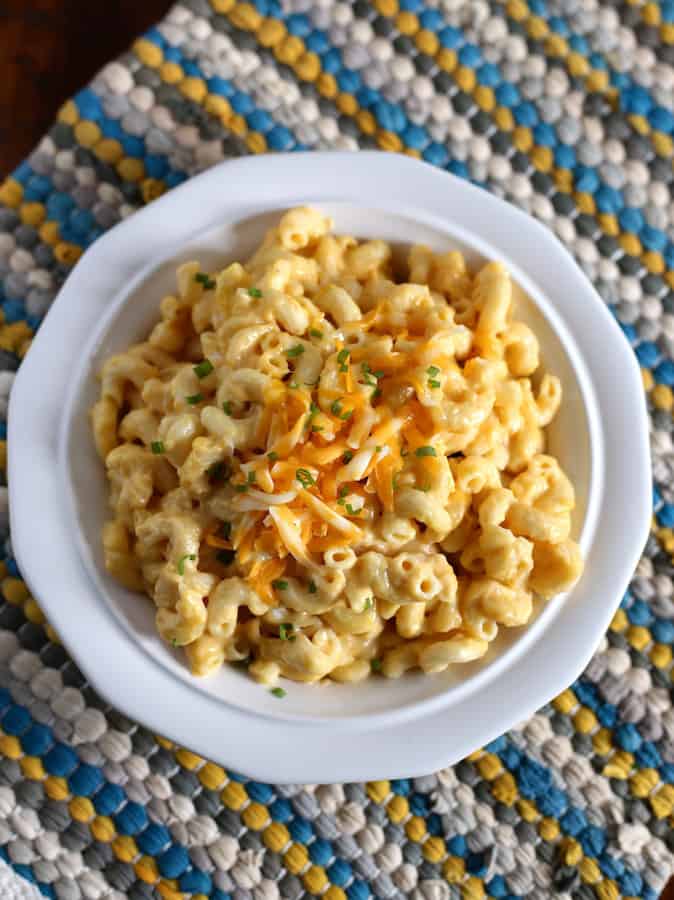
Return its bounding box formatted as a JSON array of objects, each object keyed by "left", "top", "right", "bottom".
[{"left": 9, "top": 153, "right": 650, "bottom": 782}]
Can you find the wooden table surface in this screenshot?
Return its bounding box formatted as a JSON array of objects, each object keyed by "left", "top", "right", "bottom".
[{"left": 0, "top": 2, "right": 672, "bottom": 897}]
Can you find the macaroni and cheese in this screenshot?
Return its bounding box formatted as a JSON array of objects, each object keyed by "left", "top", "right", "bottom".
[{"left": 92, "top": 207, "right": 583, "bottom": 687}]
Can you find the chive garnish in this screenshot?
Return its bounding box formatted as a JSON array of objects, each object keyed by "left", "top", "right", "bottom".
[
  {"left": 273, "top": 580, "right": 288, "bottom": 591},
  {"left": 310, "top": 328, "right": 323, "bottom": 338},
  {"left": 186, "top": 393, "right": 203, "bottom": 405},
  {"left": 270, "top": 687, "right": 286, "bottom": 698},
  {"left": 248, "top": 287, "right": 262, "bottom": 298},
  {"left": 415, "top": 446, "right": 436, "bottom": 457},
  {"left": 194, "top": 359, "right": 214, "bottom": 379},
  {"left": 195, "top": 272, "right": 215, "bottom": 289},
  {"left": 308, "top": 580, "right": 317, "bottom": 594},
  {"left": 337, "top": 348, "right": 350, "bottom": 372},
  {"left": 177, "top": 554, "right": 196, "bottom": 575},
  {"left": 305, "top": 402, "right": 320, "bottom": 430},
  {"left": 151, "top": 441, "right": 164, "bottom": 454},
  {"left": 286, "top": 344, "right": 305, "bottom": 358},
  {"left": 330, "top": 399, "right": 352, "bottom": 420},
  {"left": 296, "top": 468, "right": 315, "bottom": 488}
]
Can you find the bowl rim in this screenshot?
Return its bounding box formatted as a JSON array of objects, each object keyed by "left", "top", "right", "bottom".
[
  {"left": 58, "top": 197, "right": 601, "bottom": 730},
  {"left": 8, "top": 152, "right": 651, "bottom": 782}
]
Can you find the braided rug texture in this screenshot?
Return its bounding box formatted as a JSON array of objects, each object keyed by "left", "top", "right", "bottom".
[{"left": 0, "top": 1, "right": 672, "bottom": 898}]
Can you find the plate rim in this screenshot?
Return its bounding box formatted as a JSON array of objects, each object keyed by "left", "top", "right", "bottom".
[{"left": 8, "top": 152, "right": 651, "bottom": 782}]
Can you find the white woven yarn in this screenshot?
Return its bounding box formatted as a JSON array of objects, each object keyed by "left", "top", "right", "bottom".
[{"left": 0, "top": 859, "right": 41, "bottom": 899}]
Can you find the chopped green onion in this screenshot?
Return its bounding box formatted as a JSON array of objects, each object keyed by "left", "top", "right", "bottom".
[
  {"left": 195, "top": 272, "right": 215, "bottom": 289},
  {"left": 234, "top": 483, "right": 249, "bottom": 493},
  {"left": 186, "top": 393, "right": 203, "bottom": 405},
  {"left": 337, "top": 348, "right": 350, "bottom": 372},
  {"left": 370, "top": 659, "right": 382, "bottom": 673},
  {"left": 428, "top": 379, "right": 441, "bottom": 389},
  {"left": 177, "top": 554, "right": 196, "bottom": 575},
  {"left": 207, "top": 461, "right": 231, "bottom": 484},
  {"left": 308, "top": 580, "right": 317, "bottom": 594},
  {"left": 289, "top": 381, "right": 300, "bottom": 389},
  {"left": 330, "top": 399, "right": 352, "bottom": 420},
  {"left": 311, "top": 425, "right": 323, "bottom": 433},
  {"left": 342, "top": 450, "right": 353, "bottom": 464},
  {"left": 361, "top": 362, "right": 383, "bottom": 387},
  {"left": 305, "top": 402, "right": 320, "bottom": 430},
  {"left": 286, "top": 344, "right": 305, "bottom": 358},
  {"left": 171, "top": 637, "right": 178, "bottom": 647},
  {"left": 270, "top": 687, "right": 286, "bottom": 698},
  {"left": 309, "top": 328, "right": 323, "bottom": 339},
  {"left": 272, "top": 580, "right": 288, "bottom": 591},
  {"left": 372, "top": 387, "right": 382, "bottom": 400},
  {"left": 216, "top": 549, "right": 235, "bottom": 565},
  {"left": 296, "top": 468, "right": 315, "bottom": 488},
  {"left": 427, "top": 365, "right": 440, "bottom": 377},
  {"left": 220, "top": 401, "right": 232, "bottom": 416},
  {"left": 375, "top": 445, "right": 382, "bottom": 453},
  {"left": 345, "top": 503, "right": 360, "bottom": 516},
  {"left": 267, "top": 451, "right": 278, "bottom": 461},
  {"left": 248, "top": 287, "right": 262, "bottom": 298},
  {"left": 415, "top": 446, "right": 437, "bottom": 457},
  {"left": 194, "top": 359, "right": 214, "bottom": 379},
  {"left": 337, "top": 485, "right": 349, "bottom": 506},
  {"left": 363, "top": 597, "right": 374, "bottom": 611},
  {"left": 151, "top": 441, "right": 165, "bottom": 455},
  {"left": 279, "top": 623, "right": 295, "bottom": 641}
]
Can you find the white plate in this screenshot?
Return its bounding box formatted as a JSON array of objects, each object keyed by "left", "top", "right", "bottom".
[{"left": 8, "top": 153, "right": 650, "bottom": 783}]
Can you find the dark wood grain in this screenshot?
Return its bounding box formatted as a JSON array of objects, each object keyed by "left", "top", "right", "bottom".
[
  {"left": 0, "top": 0, "right": 170, "bottom": 175},
  {"left": 0, "top": 2, "right": 672, "bottom": 897}
]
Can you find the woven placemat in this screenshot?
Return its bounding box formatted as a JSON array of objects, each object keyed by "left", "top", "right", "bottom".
[{"left": 0, "top": 1, "right": 672, "bottom": 898}]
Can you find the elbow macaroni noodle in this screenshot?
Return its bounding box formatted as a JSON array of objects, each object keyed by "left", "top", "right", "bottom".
[{"left": 92, "top": 207, "right": 584, "bottom": 686}]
